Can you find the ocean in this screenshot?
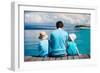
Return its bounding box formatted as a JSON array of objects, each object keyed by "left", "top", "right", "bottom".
[{"left": 24, "top": 23, "right": 90, "bottom": 56}]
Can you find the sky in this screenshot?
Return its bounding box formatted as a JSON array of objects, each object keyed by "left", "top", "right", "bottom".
[{"left": 24, "top": 11, "right": 90, "bottom": 25}]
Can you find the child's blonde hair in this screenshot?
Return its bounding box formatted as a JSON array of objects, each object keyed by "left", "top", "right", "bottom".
[
  {"left": 38, "top": 31, "right": 48, "bottom": 40},
  {"left": 69, "top": 33, "right": 76, "bottom": 41}
]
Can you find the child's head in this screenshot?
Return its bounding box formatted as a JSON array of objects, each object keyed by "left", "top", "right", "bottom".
[
  {"left": 69, "top": 33, "right": 76, "bottom": 42},
  {"left": 38, "top": 31, "right": 48, "bottom": 40}
]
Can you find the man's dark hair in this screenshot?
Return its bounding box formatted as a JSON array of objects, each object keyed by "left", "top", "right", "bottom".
[{"left": 56, "top": 21, "right": 64, "bottom": 29}]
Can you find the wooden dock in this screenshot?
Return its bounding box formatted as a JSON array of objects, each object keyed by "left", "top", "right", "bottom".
[{"left": 24, "top": 54, "right": 90, "bottom": 62}]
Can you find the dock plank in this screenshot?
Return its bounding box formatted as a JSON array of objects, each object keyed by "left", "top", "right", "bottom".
[
  {"left": 79, "top": 54, "right": 90, "bottom": 59},
  {"left": 24, "top": 54, "right": 90, "bottom": 61},
  {"left": 24, "top": 56, "right": 33, "bottom": 61},
  {"left": 74, "top": 56, "right": 79, "bottom": 59},
  {"left": 49, "top": 57, "right": 56, "bottom": 60},
  {"left": 29, "top": 57, "right": 43, "bottom": 61},
  {"left": 67, "top": 56, "right": 74, "bottom": 60},
  {"left": 61, "top": 56, "right": 68, "bottom": 60},
  {"left": 55, "top": 57, "right": 62, "bottom": 60},
  {"left": 42, "top": 57, "right": 50, "bottom": 61}
]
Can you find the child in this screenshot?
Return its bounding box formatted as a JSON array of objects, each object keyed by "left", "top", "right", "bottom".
[
  {"left": 67, "top": 33, "right": 80, "bottom": 56},
  {"left": 38, "top": 31, "right": 49, "bottom": 57}
]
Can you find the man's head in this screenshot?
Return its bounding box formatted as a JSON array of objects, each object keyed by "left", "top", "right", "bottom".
[{"left": 56, "top": 21, "right": 64, "bottom": 29}]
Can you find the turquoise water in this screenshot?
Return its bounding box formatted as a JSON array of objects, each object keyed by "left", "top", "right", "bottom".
[
  {"left": 24, "top": 24, "right": 90, "bottom": 56},
  {"left": 75, "top": 29, "right": 90, "bottom": 54}
]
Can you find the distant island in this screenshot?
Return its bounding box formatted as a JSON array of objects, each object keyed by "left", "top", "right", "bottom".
[{"left": 75, "top": 25, "right": 90, "bottom": 29}]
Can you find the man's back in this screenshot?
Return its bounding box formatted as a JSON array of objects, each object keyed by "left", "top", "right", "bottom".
[{"left": 50, "top": 28, "right": 68, "bottom": 56}]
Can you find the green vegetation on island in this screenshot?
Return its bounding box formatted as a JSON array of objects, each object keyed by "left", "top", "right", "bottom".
[
  {"left": 75, "top": 25, "right": 90, "bottom": 28},
  {"left": 75, "top": 25, "right": 90, "bottom": 29}
]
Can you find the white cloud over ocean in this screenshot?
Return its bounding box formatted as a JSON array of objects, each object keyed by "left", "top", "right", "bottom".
[{"left": 24, "top": 11, "right": 90, "bottom": 25}]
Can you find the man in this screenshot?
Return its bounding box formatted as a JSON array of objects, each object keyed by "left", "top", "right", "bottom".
[{"left": 49, "top": 21, "right": 68, "bottom": 57}]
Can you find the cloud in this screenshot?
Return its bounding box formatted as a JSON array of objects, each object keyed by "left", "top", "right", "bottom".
[
  {"left": 25, "top": 12, "right": 44, "bottom": 23},
  {"left": 24, "top": 11, "right": 90, "bottom": 25}
]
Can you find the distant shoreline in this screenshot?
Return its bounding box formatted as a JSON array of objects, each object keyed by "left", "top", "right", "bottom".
[
  {"left": 75, "top": 25, "right": 90, "bottom": 29},
  {"left": 75, "top": 25, "right": 90, "bottom": 28}
]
